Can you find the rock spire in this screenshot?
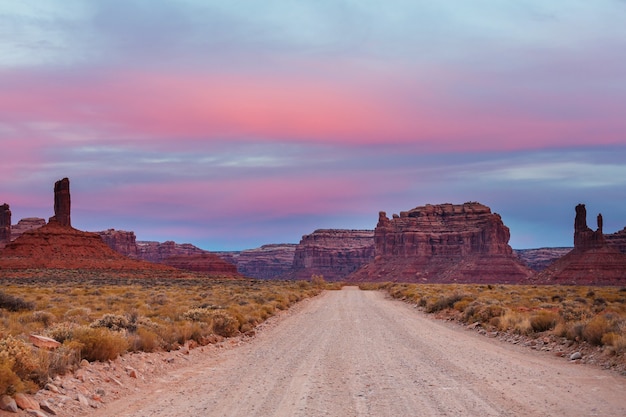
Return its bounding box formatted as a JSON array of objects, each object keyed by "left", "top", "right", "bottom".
[
  {"left": 0, "top": 203, "right": 11, "bottom": 247},
  {"left": 51, "top": 177, "right": 71, "bottom": 227}
]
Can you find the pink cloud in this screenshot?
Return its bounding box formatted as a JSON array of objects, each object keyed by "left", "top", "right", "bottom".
[{"left": 1, "top": 68, "right": 624, "bottom": 153}]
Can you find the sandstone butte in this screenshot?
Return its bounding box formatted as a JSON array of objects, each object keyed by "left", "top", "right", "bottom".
[
  {"left": 97, "top": 231, "right": 240, "bottom": 276},
  {"left": 280, "top": 230, "right": 375, "bottom": 281},
  {"left": 218, "top": 244, "right": 297, "bottom": 280},
  {"left": 532, "top": 204, "right": 626, "bottom": 285},
  {"left": 0, "top": 178, "right": 174, "bottom": 274},
  {"left": 346, "top": 202, "right": 533, "bottom": 284}
]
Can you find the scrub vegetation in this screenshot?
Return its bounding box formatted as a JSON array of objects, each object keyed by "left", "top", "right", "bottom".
[
  {"left": 0, "top": 274, "right": 323, "bottom": 395},
  {"left": 363, "top": 283, "right": 626, "bottom": 355}
]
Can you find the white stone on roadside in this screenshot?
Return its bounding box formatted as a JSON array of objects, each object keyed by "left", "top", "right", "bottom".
[
  {"left": 45, "top": 383, "right": 61, "bottom": 393},
  {"left": 570, "top": 351, "right": 582, "bottom": 360},
  {"left": 76, "top": 393, "right": 90, "bottom": 407}
]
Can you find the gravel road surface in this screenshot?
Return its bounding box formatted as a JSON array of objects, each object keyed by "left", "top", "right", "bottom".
[{"left": 93, "top": 287, "right": 626, "bottom": 416}]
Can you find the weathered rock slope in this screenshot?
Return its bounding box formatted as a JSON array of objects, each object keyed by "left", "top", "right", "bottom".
[
  {"left": 161, "top": 253, "right": 241, "bottom": 276},
  {"left": 533, "top": 204, "right": 626, "bottom": 285},
  {"left": 219, "top": 244, "right": 297, "bottom": 279},
  {"left": 348, "top": 202, "right": 532, "bottom": 283},
  {"left": 514, "top": 247, "right": 573, "bottom": 271},
  {"left": 281, "top": 230, "right": 375, "bottom": 281}
]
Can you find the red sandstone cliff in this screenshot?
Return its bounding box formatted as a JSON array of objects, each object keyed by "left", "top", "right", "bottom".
[
  {"left": 347, "top": 202, "right": 532, "bottom": 283},
  {"left": 532, "top": 204, "right": 626, "bottom": 285},
  {"left": 10, "top": 218, "right": 46, "bottom": 241},
  {"left": 97, "top": 229, "right": 139, "bottom": 258},
  {"left": 219, "top": 244, "right": 297, "bottom": 279},
  {"left": 161, "top": 253, "right": 241, "bottom": 276},
  {"left": 281, "top": 230, "right": 375, "bottom": 281},
  {"left": 606, "top": 227, "right": 626, "bottom": 254}
]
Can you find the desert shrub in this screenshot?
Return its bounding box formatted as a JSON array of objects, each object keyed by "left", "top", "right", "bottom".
[
  {"left": 45, "top": 322, "right": 78, "bottom": 344},
  {"left": 464, "top": 303, "right": 504, "bottom": 323},
  {"left": 497, "top": 311, "right": 532, "bottom": 335},
  {"left": 63, "top": 307, "right": 92, "bottom": 323},
  {"left": 90, "top": 314, "right": 134, "bottom": 331},
  {"left": 311, "top": 274, "right": 326, "bottom": 287},
  {"left": 128, "top": 328, "right": 161, "bottom": 353},
  {"left": 582, "top": 315, "right": 613, "bottom": 346},
  {"left": 47, "top": 344, "right": 80, "bottom": 376},
  {"left": 19, "top": 311, "right": 56, "bottom": 327},
  {"left": 453, "top": 299, "right": 471, "bottom": 312},
  {"left": 0, "top": 336, "right": 40, "bottom": 393},
  {"left": 209, "top": 311, "right": 239, "bottom": 337},
  {"left": 427, "top": 293, "right": 465, "bottom": 313},
  {"left": 71, "top": 327, "right": 128, "bottom": 362},
  {"left": 182, "top": 307, "right": 212, "bottom": 322},
  {"left": 0, "top": 291, "right": 34, "bottom": 312},
  {"left": 0, "top": 357, "right": 23, "bottom": 395},
  {"left": 530, "top": 310, "right": 559, "bottom": 332}
]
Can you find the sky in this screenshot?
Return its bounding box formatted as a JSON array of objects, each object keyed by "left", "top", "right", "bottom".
[{"left": 1, "top": 1, "right": 625, "bottom": 250}]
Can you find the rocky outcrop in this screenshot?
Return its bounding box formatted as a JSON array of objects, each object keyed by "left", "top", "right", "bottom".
[
  {"left": 10, "top": 218, "right": 46, "bottom": 240},
  {"left": 0, "top": 203, "right": 10, "bottom": 248},
  {"left": 161, "top": 253, "right": 241, "bottom": 276},
  {"left": 533, "top": 204, "right": 626, "bottom": 285},
  {"left": 50, "top": 177, "right": 71, "bottom": 227},
  {"left": 574, "top": 204, "right": 605, "bottom": 250},
  {"left": 0, "top": 178, "right": 175, "bottom": 273},
  {"left": 220, "top": 244, "right": 297, "bottom": 279},
  {"left": 281, "top": 230, "right": 375, "bottom": 281},
  {"left": 347, "top": 202, "right": 532, "bottom": 283},
  {"left": 0, "top": 219, "right": 174, "bottom": 271},
  {"left": 136, "top": 241, "right": 208, "bottom": 263},
  {"left": 514, "top": 248, "right": 572, "bottom": 271},
  {"left": 606, "top": 227, "right": 626, "bottom": 254},
  {"left": 98, "top": 229, "right": 139, "bottom": 258}
]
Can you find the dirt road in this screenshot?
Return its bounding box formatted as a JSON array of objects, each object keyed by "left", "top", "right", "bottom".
[{"left": 94, "top": 287, "right": 626, "bottom": 416}]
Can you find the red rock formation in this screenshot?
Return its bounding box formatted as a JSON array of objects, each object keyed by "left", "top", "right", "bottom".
[
  {"left": 348, "top": 202, "right": 532, "bottom": 283},
  {"left": 135, "top": 240, "right": 209, "bottom": 263},
  {"left": 220, "top": 244, "right": 297, "bottom": 279},
  {"left": 161, "top": 253, "right": 241, "bottom": 276},
  {"left": 0, "top": 203, "right": 10, "bottom": 248},
  {"left": 533, "top": 204, "right": 626, "bottom": 285},
  {"left": 282, "top": 230, "right": 375, "bottom": 281},
  {"left": 514, "top": 248, "right": 572, "bottom": 271},
  {"left": 0, "top": 219, "right": 174, "bottom": 271},
  {"left": 10, "top": 218, "right": 46, "bottom": 241},
  {"left": 574, "top": 204, "right": 605, "bottom": 250},
  {"left": 50, "top": 178, "right": 71, "bottom": 227},
  {"left": 606, "top": 227, "right": 626, "bottom": 254},
  {"left": 97, "top": 229, "right": 139, "bottom": 258}
]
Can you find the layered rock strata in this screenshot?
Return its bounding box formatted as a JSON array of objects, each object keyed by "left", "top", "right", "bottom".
[
  {"left": 10, "top": 218, "right": 46, "bottom": 241},
  {"left": 219, "top": 244, "right": 297, "bottom": 279},
  {"left": 136, "top": 241, "right": 208, "bottom": 263},
  {"left": 347, "top": 202, "right": 532, "bottom": 283},
  {"left": 98, "top": 229, "right": 139, "bottom": 258},
  {"left": 514, "top": 248, "right": 572, "bottom": 271},
  {"left": 161, "top": 253, "right": 241, "bottom": 276},
  {"left": 282, "top": 230, "right": 375, "bottom": 281},
  {"left": 606, "top": 227, "right": 626, "bottom": 254},
  {"left": 533, "top": 204, "right": 626, "bottom": 285},
  {"left": 0, "top": 203, "right": 10, "bottom": 248}
]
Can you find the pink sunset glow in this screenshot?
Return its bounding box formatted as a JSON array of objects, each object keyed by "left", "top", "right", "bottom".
[{"left": 1, "top": 1, "right": 625, "bottom": 250}]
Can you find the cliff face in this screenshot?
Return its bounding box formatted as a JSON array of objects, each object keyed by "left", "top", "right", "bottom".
[
  {"left": 606, "top": 227, "right": 626, "bottom": 254},
  {"left": 0, "top": 203, "right": 10, "bottom": 248},
  {"left": 161, "top": 253, "right": 241, "bottom": 276},
  {"left": 97, "top": 229, "right": 139, "bottom": 258},
  {"left": 282, "top": 230, "right": 375, "bottom": 281},
  {"left": 135, "top": 240, "right": 208, "bottom": 263},
  {"left": 514, "top": 248, "right": 572, "bottom": 271},
  {"left": 11, "top": 218, "right": 46, "bottom": 241},
  {"left": 533, "top": 204, "right": 626, "bottom": 285},
  {"left": 223, "top": 244, "right": 297, "bottom": 279},
  {"left": 348, "top": 202, "right": 532, "bottom": 283}
]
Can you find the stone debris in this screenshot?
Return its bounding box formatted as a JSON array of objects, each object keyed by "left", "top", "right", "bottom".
[
  {"left": 0, "top": 395, "right": 18, "bottom": 412},
  {"left": 15, "top": 393, "right": 40, "bottom": 411}
]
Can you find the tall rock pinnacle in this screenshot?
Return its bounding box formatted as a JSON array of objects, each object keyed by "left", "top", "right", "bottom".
[
  {"left": 51, "top": 177, "right": 71, "bottom": 227},
  {"left": 0, "top": 203, "right": 11, "bottom": 247}
]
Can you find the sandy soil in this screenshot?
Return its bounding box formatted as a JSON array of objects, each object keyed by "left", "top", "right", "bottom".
[{"left": 78, "top": 287, "right": 626, "bottom": 417}]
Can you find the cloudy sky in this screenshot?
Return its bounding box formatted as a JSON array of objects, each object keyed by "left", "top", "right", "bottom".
[{"left": 1, "top": 1, "right": 625, "bottom": 250}]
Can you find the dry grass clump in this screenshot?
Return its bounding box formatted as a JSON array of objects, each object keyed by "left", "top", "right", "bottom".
[
  {"left": 0, "top": 275, "right": 323, "bottom": 395},
  {"left": 369, "top": 282, "right": 626, "bottom": 354}
]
